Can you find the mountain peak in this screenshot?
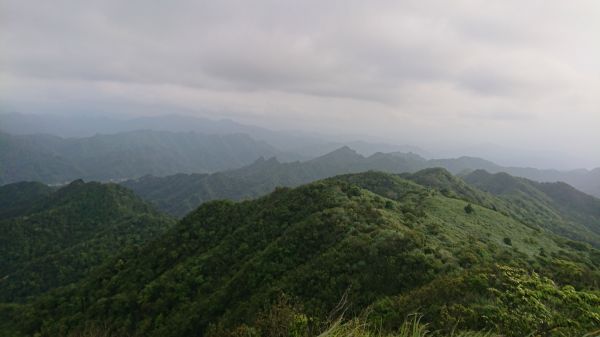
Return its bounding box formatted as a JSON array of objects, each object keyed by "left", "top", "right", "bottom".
[
  {"left": 463, "top": 170, "right": 524, "bottom": 195},
  {"left": 316, "top": 146, "right": 363, "bottom": 161},
  {"left": 68, "top": 179, "right": 85, "bottom": 186},
  {"left": 330, "top": 145, "right": 357, "bottom": 155}
]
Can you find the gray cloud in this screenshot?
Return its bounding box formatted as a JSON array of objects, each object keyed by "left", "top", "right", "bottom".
[{"left": 1, "top": 0, "right": 600, "bottom": 167}]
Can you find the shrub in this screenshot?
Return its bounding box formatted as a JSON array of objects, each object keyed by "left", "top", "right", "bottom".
[{"left": 464, "top": 204, "right": 474, "bottom": 214}]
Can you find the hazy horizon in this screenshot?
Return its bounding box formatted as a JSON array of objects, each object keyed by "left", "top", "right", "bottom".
[{"left": 2, "top": 1, "right": 599, "bottom": 168}]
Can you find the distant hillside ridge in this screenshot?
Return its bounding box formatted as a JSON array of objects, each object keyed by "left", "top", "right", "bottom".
[
  {"left": 0, "top": 129, "right": 298, "bottom": 185},
  {"left": 463, "top": 169, "right": 600, "bottom": 246}
]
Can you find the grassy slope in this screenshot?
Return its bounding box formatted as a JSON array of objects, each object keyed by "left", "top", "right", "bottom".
[{"left": 464, "top": 170, "right": 600, "bottom": 246}]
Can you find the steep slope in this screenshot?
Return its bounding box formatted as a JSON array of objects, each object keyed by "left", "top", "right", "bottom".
[
  {"left": 464, "top": 170, "right": 600, "bottom": 246},
  {"left": 535, "top": 180, "right": 600, "bottom": 233},
  {"left": 13, "top": 171, "right": 600, "bottom": 337},
  {"left": 0, "top": 130, "right": 290, "bottom": 185},
  {"left": 0, "top": 180, "right": 175, "bottom": 302}
]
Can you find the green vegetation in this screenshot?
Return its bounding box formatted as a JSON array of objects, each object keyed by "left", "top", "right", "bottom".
[
  {"left": 464, "top": 170, "right": 600, "bottom": 246},
  {"left": 0, "top": 181, "right": 53, "bottom": 219},
  {"left": 3, "top": 170, "right": 598, "bottom": 337},
  {"left": 0, "top": 180, "right": 175, "bottom": 302},
  {"left": 464, "top": 204, "right": 474, "bottom": 214},
  {"left": 121, "top": 148, "right": 386, "bottom": 217},
  {"left": 371, "top": 265, "right": 600, "bottom": 336},
  {"left": 123, "top": 151, "right": 600, "bottom": 251}
]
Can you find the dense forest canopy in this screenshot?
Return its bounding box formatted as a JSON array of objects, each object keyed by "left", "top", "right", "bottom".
[{"left": 0, "top": 180, "right": 174, "bottom": 303}]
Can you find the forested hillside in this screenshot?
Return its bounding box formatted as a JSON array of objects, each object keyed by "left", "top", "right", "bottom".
[
  {"left": 0, "top": 180, "right": 174, "bottom": 303},
  {"left": 5, "top": 171, "right": 599, "bottom": 337},
  {"left": 0, "top": 130, "right": 290, "bottom": 185},
  {"left": 122, "top": 149, "right": 600, "bottom": 249}
]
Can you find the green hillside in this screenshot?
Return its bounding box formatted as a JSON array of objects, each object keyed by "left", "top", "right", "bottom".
[
  {"left": 0, "top": 180, "right": 175, "bottom": 303},
  {"left": 464, "top": 170, "right": 600, "bottom": 246},
  {"left": 9, "top": 171, "right": 599, "bottom": 337}
]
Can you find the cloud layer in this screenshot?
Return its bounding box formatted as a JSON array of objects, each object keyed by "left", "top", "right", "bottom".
[{"left": 1, "top": 0, "right": 599, "bottom": 166}]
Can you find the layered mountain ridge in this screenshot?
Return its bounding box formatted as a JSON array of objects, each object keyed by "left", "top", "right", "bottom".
[{"left": 122, "top": 149, "right": 600, "bottom": 249}]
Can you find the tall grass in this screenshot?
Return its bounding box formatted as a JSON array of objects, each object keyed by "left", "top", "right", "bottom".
[
  {"left": 67, "top": 316, "right": 600, "bottom": 337},
  {"left": 318, "top": 315, "right": 498, "bottom": 337}
]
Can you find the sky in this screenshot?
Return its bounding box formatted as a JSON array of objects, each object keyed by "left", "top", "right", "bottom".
[{"left": 1, "top": 1, "right": 599, "bottom": 168}]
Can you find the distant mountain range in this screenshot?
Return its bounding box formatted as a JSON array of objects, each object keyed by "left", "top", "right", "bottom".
[
  {"left": 0, "top": 112, "right": 425, "bottom": 158},
  {"left": 0, "top": 129, "right": 298, "bottom": 185},
  {"left": 123, "top": 146, "right": 600, "bottom": 220},
  {"left": 2, "top": 112, "right": 599, "bottom": 198}
]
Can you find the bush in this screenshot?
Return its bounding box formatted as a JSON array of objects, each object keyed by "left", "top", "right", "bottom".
[{"left": 464, "top": 204, "right": 474, "bottom": 214}]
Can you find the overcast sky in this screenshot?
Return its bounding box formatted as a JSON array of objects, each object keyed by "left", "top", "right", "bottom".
[{"left": 1, "top": 1, "right": 599, "bottom": 167}]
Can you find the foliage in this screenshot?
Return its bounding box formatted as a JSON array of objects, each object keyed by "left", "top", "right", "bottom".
[
  {"left": 5, "top": 171, "right": 598, "bottom": 337},
  {"left": 0, "top": 181, "right": 53, "bottom": 219},
  {"left": 0, "top": 180, "right": 174, "bottom": 302},
  {"left": 464, "top": 170, "right": 600, "bottom": 247},
  {"left": 464, "top": 204, "right": 474, "bottom": 214},
  {"left": 371, "top": 265, "right": 600, "bottom": 337},
  {"left": 123, "top": 158, "right": 600, "bottom": 256}
]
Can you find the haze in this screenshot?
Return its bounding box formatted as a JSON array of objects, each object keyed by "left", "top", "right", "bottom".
[{"left": 1, "top": 0, "right": 599, "bottom": 168}]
